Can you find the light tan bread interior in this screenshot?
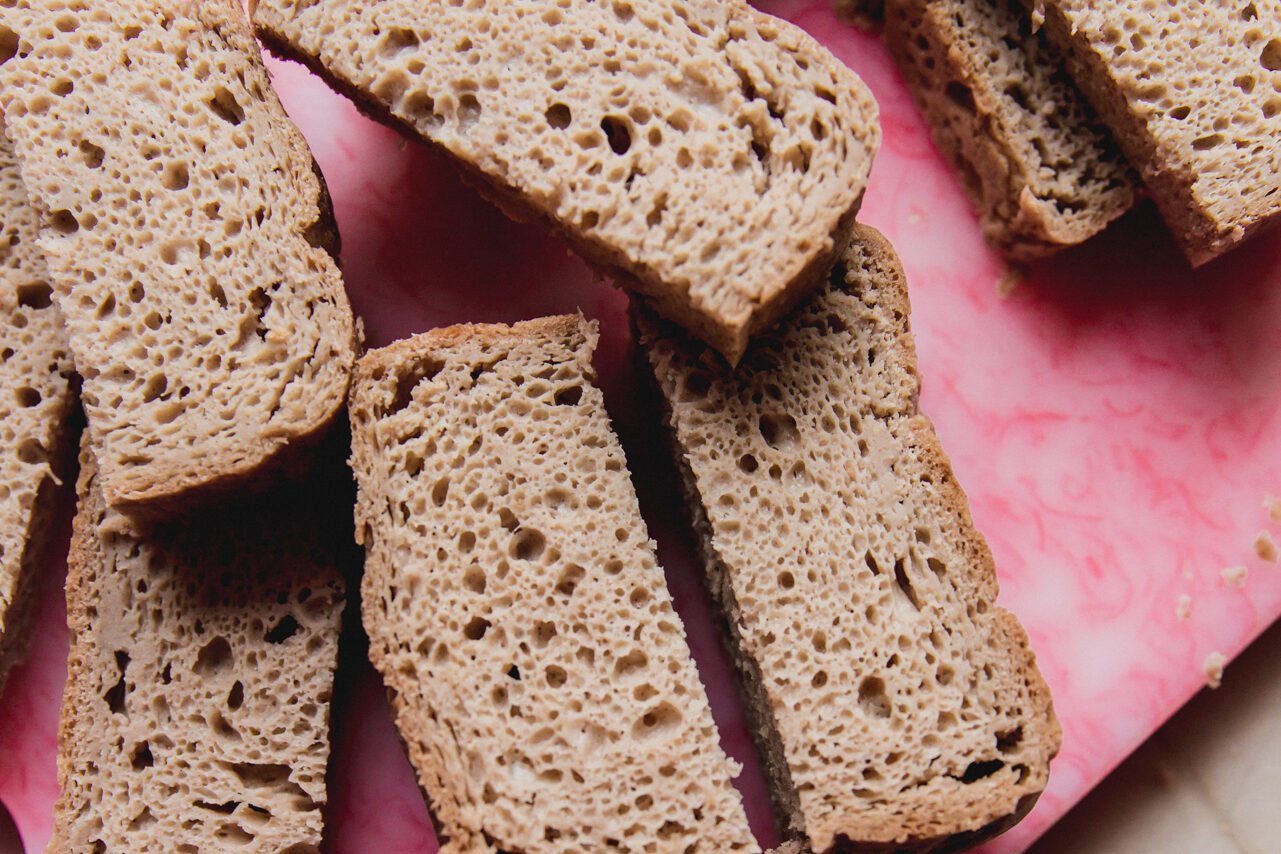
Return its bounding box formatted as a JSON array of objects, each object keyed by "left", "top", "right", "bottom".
[
  {"left": 0, "top": 124, "right": 76, "bottom": 693},
  {"left": 53, "top": 442, "right": 346, "bottom": 852},
  {"left": 349, "top": 315, "right": 758, "bottom": 853},
  {"left": 638, "top": 226, "right": 1060, "bottom": 851},
  {"left": 884, "top": 0, "right": 1136, "bottom": 259},
  {"left": 0, "top": 0, "right": 355, "bottom": 509},
  {"left": 253, "top": 0, "right": 880, "bottom": 363},
  {"left": 1030, "top": 0, "right": 1281, "bottom": 265}
]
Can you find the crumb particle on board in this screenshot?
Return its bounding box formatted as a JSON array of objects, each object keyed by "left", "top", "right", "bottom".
[
  {"left": 1175, "top": 594, "right": 1192, "bottom": 621},
  {"left": 1203, "top": 652, "right": 1227, "bottom": 690},
  {"left": 1266, "top": 494, "right": 1281, "bottom": 523},
  {"left": 996, "top": 264, "right": 1024, "bottom": 298},
  {"left": 1220, "top": 565, "right": 1248, "bottom": 588},
  {"left": 1257, "top": 531, "right": 1279, "bottom": 563}
]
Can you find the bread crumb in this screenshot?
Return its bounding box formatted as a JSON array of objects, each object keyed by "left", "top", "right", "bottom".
[
  {"left": 1030, "top": 1, "right": 1046, "bottom": 32},
  {"left": 996, "top": 264, "right": 1024, "bottom": 298},
  {"left": 1175, "top": 594, "right": 1192, "bottom": 621},
  {"left": 1267, "top": 494, "right": 1281, "bottom": 523},
  {"left": 1220, "top": 565, "right": 1248, "bottom": 587},
  {"left": 1203, "top": 652, "right": 1227, "bottom": 689},
  {"left": 1255, "top": 531, "right": 1278, "bottom": 563}
]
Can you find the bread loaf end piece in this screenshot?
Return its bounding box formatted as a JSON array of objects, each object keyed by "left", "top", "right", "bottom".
[
  {"left": 52, "top": 442, "right": 346, "bottom": 852},
  {"left": 0, "top": 125, "right": 77, "bottom": 694},
  {"left": 638, "top": 226, "right": 1060, "bottom": 852},
  {"left": 349, "top": 315, "right": 759, "bottom": 853},
  {"left": 0, "top": 0, "right": 355, "bottom": 509},
  {"left": 253, "top": 0, "right": 880, "bottom": 363},
  {"left": 1031, "top": 0, "right": 1281, "bottom": 265},
  {"left": 884, "top": 0, "right": 1137, "bottom": 259}
]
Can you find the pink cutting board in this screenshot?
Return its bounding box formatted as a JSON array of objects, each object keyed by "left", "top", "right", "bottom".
[{"left": 3, "top": 3, "right": 1281, "bottom": 852}]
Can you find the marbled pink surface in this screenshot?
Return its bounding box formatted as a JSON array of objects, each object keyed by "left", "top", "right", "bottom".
[{"left": 4, "top": 3, "right": 1281, "bottom": 852}]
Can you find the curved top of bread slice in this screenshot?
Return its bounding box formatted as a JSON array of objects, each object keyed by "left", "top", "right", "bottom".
[
  {"left": 348, "top": 315, "right": 759, "bottom": 853},
  {"left": 638, "top": 226, "right": 1060, "bottom": 851},
  {"left": 1031, "top": 0, "right": 1281, "bottom": 265},
  {"left": 0, "top": 124, "right": 76, "bottom": 690},
  {"left": 0, "top": 0, "right": 355, "bottom": 509},
  {"left": 253, "top": 0, "right": 879, "bottom": 363}
]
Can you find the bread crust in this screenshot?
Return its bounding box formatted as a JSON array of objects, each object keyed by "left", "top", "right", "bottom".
[
  {"left": 253, "top": 0, "right": 879, "bottom": 364},
  {"left": 637, "top": 224, "right": 1060, "bottom": 852}
]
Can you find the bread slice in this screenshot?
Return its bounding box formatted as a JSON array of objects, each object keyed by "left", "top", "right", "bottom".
[
  {"left": 53, "top": 441, "right": 346, "bottom": 852},
  {"left": 1029, "top": 0, "right": 1281, "bottom": 265},
  {"left": 884, "top": 0, "right": 1136, "bottom": 259},
  {"left": 348, "top": 315, "right": 758, "bottom": 853},
  {"left": 253, "top": 0, "right": 880, "bottom": 364},
  {"left": 637, "top": 225, "right": 1060, "bottom": 851},
  {"left": 0, "top": 0, "right": 355, "bottom": 509},
  {"left": 0, "top": 125, "right": 77, "bottom": 694}
]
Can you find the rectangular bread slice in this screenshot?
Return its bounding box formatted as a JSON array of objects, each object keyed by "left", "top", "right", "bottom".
[
  {"left": 884, "top": 0, "right": 1137, "bottom": 259},
  {"left": 1028, "top": 0, "right": 1281, "bottom": 265},
  {"left": 0, "top": 0, "right": 355, "bottom": 509},
  {"left": 348, "top": 315, "right": 758, "bottom": 853},
  {"left": 253, "top": 0, "right": 880, "bottom": 364},
  {"left": 54, "top": 442, "right": 347, "bottom": 852},
  {"left": 0, "top": 124, "right": 76, "bottom": 694},
  {"left": 637, "top": 225, "right": 1060, "bottom": 852}
]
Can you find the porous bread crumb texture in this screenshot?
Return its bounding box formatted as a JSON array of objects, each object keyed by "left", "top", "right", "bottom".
[
  {"left": 1221, "top": 565, "right": 1249, "bottom": 588},
  {"left": 884, "top": 0, "right": 1136, "bottom": 259},
  {"left": 1203, "top": 652, "right": 1227, "bottom": 690},
  {"left": 253, "top": 0, "right": 880, "bottom": 363},
  {"left": 54, "top": 446, "right": 346, "bottom": 853},
  {"left": 1030, "top": 0, "right": 1281, "bottom": 265},
  {"left": 0, "top": 125, "right": 75, "bottom": 691},
  {"left": 638, "top": 225, "right": 1060, "bottom": 852},
  {"left": 1255, "top": 530, "right": 1278, "bottom": 563},
  {"left": 348, "top": 316, "right": 758, "bottom": 854},
  {"left": 0, "top": 0, "right": 355, "bottom": 507}
]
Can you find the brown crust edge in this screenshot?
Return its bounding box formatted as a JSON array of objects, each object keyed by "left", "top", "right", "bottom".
[
  {"left": 251, "top": 7, "right": 872, "bottom": 365},
  {"left": 635, "top": 223, "right": 1060, "bottom": 852}
]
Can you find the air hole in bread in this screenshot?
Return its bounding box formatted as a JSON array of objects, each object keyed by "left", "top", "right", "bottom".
[
  {"left": 195, "top": 637, "right": 232, "bottom": 676},
  {"left": 49, "top": 208, "right": 79, "bottom": 234},
  {"left": 959, "top": 758, "right": 1005, "bottom": 783},
  {"left": 104, "top": 650, "right": 130, "bottom": 714},
  {"left": 265, "top": 615, "right": 300, "bottom": 644},
  {"left": 16, "top": 438, "right": 46, "bottom": 465},
  {"left": 758, "top": 413, "right": 798, "bottom": 449},
  {"left": 545, "top": 665, "right": 567, "bottom": 688},
  {"left": 545, "top": 102, "right": 572, "bottom": 129},
  {"left": 16, "top": 281, "right": 52, "bottom": 309},
  {"left": 79, "top": 139, "right": 105, "bottom": 168},
  {"left": 553, "top": 385, "right": 582, "bottom": 406},
  {"left": 14, "top": 386, "right": 41, "bottom": 407},
  {"left": 0, "top": 25, "right": 17, "bottom": 65},
  {"left": 227, "top": 680, "right": 244, "bottom": 710},
  {"left": 208, "top": 85, "right": 245, "bottom": 124},
  {"left": 1261, "top": 38, "right": 1281, "bottom": 71},
  {"left": 380, "top": 26, "right": 420, "bottom": 56},
  {"left": 161, "top": 161, "right": 190, "bottom": 190},
  {"left": 857, "top": 676, "right": 891, "bottom": 719},
  {"left": 130, "top": 741, "right": 154, "bottom": 770},
  {"left": 555, "top": 564, "right": 585, "bottom": 596},
  {"left": 893, "top": 558, "right": 922, "bottom": 610},
  {"left": 633, "top": 701, "right": 681, "bottom": 738},
  {"left": 457, "top": 93, "right": 481, "bottom": 128},
  {"left": 600, "top": 115, "right": 631, "bottom": 154},
  {"left": 463, "top": 616, "right": 490, "bottom": 640}
]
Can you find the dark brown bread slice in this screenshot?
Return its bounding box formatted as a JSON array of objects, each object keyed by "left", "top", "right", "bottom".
[
  {"left": 348, "top": 315, "right": 758, "bottom": 853},
  {"left": 637, "top": 225, "right": 1060, "bottom": 852},
  {"left": 0, "top": 124, "right": 77, "bottom": 695},
  {"left": 54, "top": 443, "right": 347, "bottom": 852},
  {"left": 0, "top": 0, "right": 355, "bottom": 510},
  {"left": 1029, "top": 0, "right": 1281, "bottom": 265},
  {"left": 884, "top": 0, "right": 1137, "bottom": 259},
  {"left": 252, "top": 0, "right": 880, "bottom": 364}
]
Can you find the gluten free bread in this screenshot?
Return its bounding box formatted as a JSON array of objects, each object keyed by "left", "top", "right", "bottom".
[
  {"left": 1029, "top": 0, "right": 1281, "bottom": 265},
  {"left": 253, "top": 0, "right": 880, "bottom": 364},
  {"left": 638, "top": 226, "right": 1060, "bottom": 851},
  {"left": 884, "top": 0, "right": 1136, "bottom": 259},
  {"left": 54, "top": 442, "right": 346, "bottom": 852},
  {"left": 0, "top": 125, "right": 76, "bottom": 694},
  {"left": 348, "top": 316, "right": 757, "bottom": 853},
  {"left": 0, "top": 0, "right": 355, "bottom": 509}
]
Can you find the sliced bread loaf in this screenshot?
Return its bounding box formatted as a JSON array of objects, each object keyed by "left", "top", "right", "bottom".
[
  {"left": 253, "top": 0, "right": 880, "bottom": 364},
  {"left": 884, "top": 0, "right": 1136, "bottom": 259},
  {"left": 1029, "top": 0, "right": 1281, "bottom": 265},
  {"left": 348, "top": 315, "right": 758, "bottom": 853},
  {"left": 0, "top": 125, "right": 76, "bottom": 694},
  {"left": 54, "top": 442, "right": 346, "bottom": 851},
  {"left": 0, "top": 0, "right": 355, "bottom": 509},
  {"left": 637, "top": 225, "right": 1060, "bottom": 851}
]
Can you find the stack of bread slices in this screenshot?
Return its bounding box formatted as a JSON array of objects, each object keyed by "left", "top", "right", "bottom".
[
  {"left": 876, "top": 0, "right": 1281, "bottom": 265},
  {"left": 0, "top": 0, "right": 1074, "bottom": 851}
]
